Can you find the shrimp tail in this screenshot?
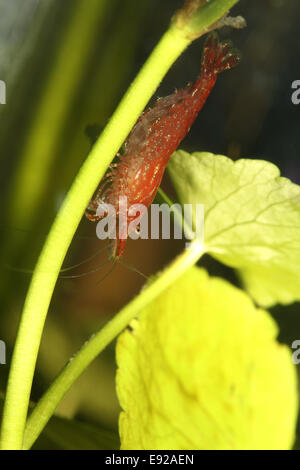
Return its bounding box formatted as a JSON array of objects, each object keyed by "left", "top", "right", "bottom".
[{"left": 201, "top": 32, "right": 241, "bottom": 76}]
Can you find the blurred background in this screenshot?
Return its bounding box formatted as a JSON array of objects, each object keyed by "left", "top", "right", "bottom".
[{"left": 0, "top": 0, "right": 299, "bottom": 449}]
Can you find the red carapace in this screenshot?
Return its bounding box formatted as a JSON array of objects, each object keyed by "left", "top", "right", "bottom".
[{"left": 86, "top": 33, "right": 240, "bottom": 258}]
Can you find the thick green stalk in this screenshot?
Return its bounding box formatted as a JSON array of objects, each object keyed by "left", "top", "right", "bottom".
[
  {"left": 0, "top": 22, "right": 190, "bottom": 453},
  {"left": 184, "top": 0, "right": 242, "bottom": 36},
  {"left": 0, "top": 0, "right": 240, "bottom": 450}
]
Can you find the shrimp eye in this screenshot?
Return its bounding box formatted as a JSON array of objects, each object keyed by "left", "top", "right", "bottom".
[{"left": 135, "top": 225, "right": 141, "bottom": 234}]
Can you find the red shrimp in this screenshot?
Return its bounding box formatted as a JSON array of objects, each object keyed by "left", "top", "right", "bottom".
[{"left": 86, "top": 33, "right": 240, "bottom": 259}]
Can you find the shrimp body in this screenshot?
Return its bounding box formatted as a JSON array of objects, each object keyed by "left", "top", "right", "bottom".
[{"left": 86, "top": 33, "right": 240, "bottom": 258}]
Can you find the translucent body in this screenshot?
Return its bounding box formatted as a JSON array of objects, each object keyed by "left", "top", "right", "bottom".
[{"left": 86, "top": 33, "right": 240, "bottom": 258}]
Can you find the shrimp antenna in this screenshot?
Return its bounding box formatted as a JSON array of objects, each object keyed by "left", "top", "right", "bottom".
[
  {"left": 58, "top": 259, "right": 112, "bottom": 279},
  {"left": 5, "top": 242, "right": 111, "bottom": 276},
  {"left": 93, "top": 260, "right": 118, "bottom": 286},
  {"left": 60, "top": 243, "right": 111, "bottom": 273},
  {"left": 117, "top": 257, "right": 148, "bottom": 280}
]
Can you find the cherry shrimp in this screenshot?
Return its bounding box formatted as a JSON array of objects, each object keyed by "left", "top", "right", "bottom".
[
  {"left": 85, "top": 33, "right": 240, "bottom": 261},
  {"left": 7, "top": 35, "right": 240, "bottom": 285}
]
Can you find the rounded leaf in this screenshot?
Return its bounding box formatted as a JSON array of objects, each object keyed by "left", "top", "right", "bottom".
[{"left": 116, "top": 268, "right": 297, "bottom": 450}]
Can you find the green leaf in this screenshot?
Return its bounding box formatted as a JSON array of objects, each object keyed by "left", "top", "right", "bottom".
[
  {"left": 0, "top": 392, "right": 119, "bottom": 450},
  {"left": 168, "top": 150, "right": 300, "bottom": 307},
  {"left": 116, "top": 267, "right": 298, "bottom": 450}
]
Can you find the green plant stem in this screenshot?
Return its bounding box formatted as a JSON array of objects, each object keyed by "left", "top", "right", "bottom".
[
  {"left": 157, "top": 187, "right": 195, "bottom": 241},
  {"left": 23, "top": 240, "right": 205, "bottom": 449},
  {"left": 0, "top": 21, "right": 190, "bottom": 454},
  {"left": 185, "top": 0, "right": 242, "bottom": 36},
  {"left": 0, "top": 0, "right": 240, "bottom": 450}
]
